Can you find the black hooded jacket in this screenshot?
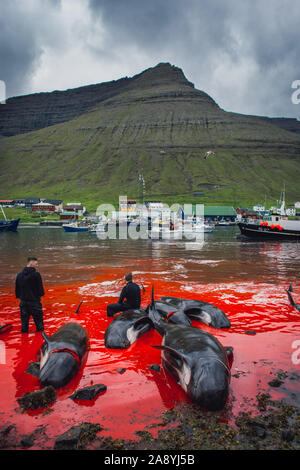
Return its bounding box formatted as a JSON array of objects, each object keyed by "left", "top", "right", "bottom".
[
  {"left": 118, "top": 281, "right": 141, "bottom": 309},
  {"left": 15, "top": 267, "right": 45, "bottom": 302}
]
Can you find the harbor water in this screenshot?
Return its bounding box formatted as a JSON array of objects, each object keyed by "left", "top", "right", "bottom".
[{"left": 0, "top": 226, "right": 299, "bottom": 448}]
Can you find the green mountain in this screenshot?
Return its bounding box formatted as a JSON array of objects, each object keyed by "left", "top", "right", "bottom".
[{"left": 1, "top": 62, "right": 300, "bottom": 209}]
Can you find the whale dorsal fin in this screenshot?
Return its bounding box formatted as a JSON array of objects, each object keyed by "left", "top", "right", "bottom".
[
  {"left": 151, "top": 284, "right": 154, "bottom": 307},
  {"left": 286, "top": 289, "right": 296, "bottom": 308},
  {"left": 42, "top": 331, "right": 50, "bottom": 343},
  {"left": 75, "top": 300, "right": 83, "bottom": 314}
]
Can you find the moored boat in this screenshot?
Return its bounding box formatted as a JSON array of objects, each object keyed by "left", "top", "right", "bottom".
[
  {"left": 238, "top": 191, "right": 300, "bottom": 241},
  {"left": 0, "top": 218, "right": 20, "bottom": 232},
  {"left": 238, "top": 217, "right": 300, "bottom": 240},
  {"left": 63, "top": 222, "right": 89, "bottom": 232},
  {"left": 0, "top": 205, "right": 20, "bottom": 232}
]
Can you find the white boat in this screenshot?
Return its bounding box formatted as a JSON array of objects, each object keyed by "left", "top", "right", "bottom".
[
  {"left": 238, "top": 190, "right": 300, "bottom": 240},
  {"left": 148, "top": 221, "right": 214, "bottom": 239}
]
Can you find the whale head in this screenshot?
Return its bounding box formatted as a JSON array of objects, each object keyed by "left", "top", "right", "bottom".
[
  {"left": 39, "top": 350, "right": 78, "bottom": 388},
  {"left": 39, "top": 332, "right": 80, "bottom": 388},
  {"left": 154, "top": 344, "right": 230, "bottom": 410},
  {"left": 189, "top": 359, "right": 230, "bottom": 410}
]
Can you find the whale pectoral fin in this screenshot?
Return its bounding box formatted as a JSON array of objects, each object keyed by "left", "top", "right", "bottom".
[
  {"left": 133, "top": 316, "right": 152, "bottom": 330},
  {"left": 152, "top": 345, "right": 185, "bottom": 362},
  {"left": 185, "top": 308, "right": 211, "bottom": 325},
  {"left": 152, "top": 345, "right": 188, "bottom": 374},
  {"left": 0, "top": 323, "right": 13, "bottom": 333},
  {"left": 167, "top": 309, "right": 191, "bottom": 326}
]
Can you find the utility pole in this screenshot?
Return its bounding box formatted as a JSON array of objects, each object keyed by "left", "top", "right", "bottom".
[{"left": 139, "top": 172, "right": 145, "bottom": 206}]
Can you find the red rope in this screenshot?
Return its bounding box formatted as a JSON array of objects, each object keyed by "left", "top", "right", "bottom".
[{"left": 50, "top": 348, "right": 81, "bottom": 364}]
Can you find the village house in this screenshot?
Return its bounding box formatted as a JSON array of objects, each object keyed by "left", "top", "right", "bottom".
[
  {"left": 42, "top": 199, "right": 63, "bottom": 212},
  {"left": 63, "top": 203, "right": 86, "bottom": 216},
  {"left": 0, "top": 200, "right": 15, "bottom": 207},
  {"left": 32, "top": 202, "right": 56, "bottom": 214}
]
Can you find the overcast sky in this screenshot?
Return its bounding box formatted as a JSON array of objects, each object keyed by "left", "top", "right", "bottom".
[{"left": 1, "top": 0, "right": 299, "bottom": 119}]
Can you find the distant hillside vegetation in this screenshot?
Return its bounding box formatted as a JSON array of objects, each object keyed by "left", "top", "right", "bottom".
[{"left": 1, "top": 62, "right": 299, "bottom": 208}]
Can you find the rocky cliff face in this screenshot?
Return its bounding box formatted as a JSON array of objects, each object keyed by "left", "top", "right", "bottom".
[
  {"left": 0, "top": 63, "right": 205, "bottom": 137},
  {"left": 0, "top": 76, "right": 130, "bottom": 137},
  {"left": 258, "top": 117, "right": 300, "bottom": 135}
]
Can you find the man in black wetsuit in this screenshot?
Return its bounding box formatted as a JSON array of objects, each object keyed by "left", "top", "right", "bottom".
[
  {"left": 107, "top": 272, "right": 141, "bottom": 317},
  {"left": 15, "top": 257, "right": 45, "bottom": 333}
]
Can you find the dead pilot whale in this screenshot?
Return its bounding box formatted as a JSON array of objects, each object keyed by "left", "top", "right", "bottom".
[
  {"left": 105, "top": 309, "right": 152, "bottom": 349},
  {"left": 39, "top": 322, "right": 88, "bottom": 388},
  {"left": 160, "top": 296, "right": 231, "bottom": 328},
  {"left": 149, "top": 288, "right": 232, "bottom": 410}
]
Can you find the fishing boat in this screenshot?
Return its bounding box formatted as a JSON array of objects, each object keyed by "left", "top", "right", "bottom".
[
  {"left": 0, "top": 205, "right": 20, "bottom": 232},
  {"left": 62, "top": 221, "right": 89, "bottom": 232},
  {"left": 217, "top": 218, "right": 237, "bottom": 226},
  {"left": 148, "top": 221, "right": 215, "bottom": 240},
  {"left": 88, "top": 223, "right": 107, "bottom": 233},
  {"left": 238, "top": 191, "right": 300, "bottom": 240}
]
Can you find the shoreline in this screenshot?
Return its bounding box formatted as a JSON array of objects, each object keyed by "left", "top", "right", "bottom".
[{"left": 1, "top": 392, "right": 299, "bottom": 450}]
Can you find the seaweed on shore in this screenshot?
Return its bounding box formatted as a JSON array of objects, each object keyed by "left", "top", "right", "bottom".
[{"left": 91, "top": 395, "right": 300, "bottom": 450}]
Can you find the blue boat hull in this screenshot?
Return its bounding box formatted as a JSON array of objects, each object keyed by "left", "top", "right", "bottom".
[
  {"left": 0, "top": 218, "right": 20, "bottom": 232},
  {"left": 63, "top": 226, "right": 88, "bottom": 232}
]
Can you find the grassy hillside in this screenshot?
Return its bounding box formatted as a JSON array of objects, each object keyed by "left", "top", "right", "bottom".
[{"left": 1, "top": 63, "right": 299, "bottom": 210}]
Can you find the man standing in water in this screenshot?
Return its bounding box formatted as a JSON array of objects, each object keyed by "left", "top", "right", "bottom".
[
  {"left": 107, "top": 272, "right": 141, "bottom": 317},
  {"left": 15, "top": 257, "right": 45, "bottom": 333}
]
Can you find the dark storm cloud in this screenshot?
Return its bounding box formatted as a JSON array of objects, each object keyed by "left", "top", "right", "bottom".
[
  {"left": 88, "top": 0, "right": 236, "bottom": 59},
  {"left": 0, "top": 0, "right": 61, "bottom": 98},
  {"left": 0, "top": 2, "right": 40, "bottom": 97},
  {"left": 88, "top": 0, "right": 300, "bottom": 118}
]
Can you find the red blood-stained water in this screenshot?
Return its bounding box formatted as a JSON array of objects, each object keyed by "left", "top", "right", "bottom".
[{"left": 0, "top": 228, "right": 299, "bottom": 449}]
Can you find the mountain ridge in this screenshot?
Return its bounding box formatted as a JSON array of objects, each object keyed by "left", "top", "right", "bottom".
[{"left": 1, "top": 62, "right": 299, "bottom": 207}]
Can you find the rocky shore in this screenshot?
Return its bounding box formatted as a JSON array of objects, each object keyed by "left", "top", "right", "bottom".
[{"left": 1, "top": 391, "right": 299, "bottom": 450}]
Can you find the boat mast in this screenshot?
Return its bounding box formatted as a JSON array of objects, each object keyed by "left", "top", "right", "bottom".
[
  {"left": 280, "top": 183, "right": 286, "bottom": 215},
  {"left": 139, "top": 171, "right": 145, "bottom": 206},
  {"left": 0, "top": 205, "right": 7, "bottom": 220}
]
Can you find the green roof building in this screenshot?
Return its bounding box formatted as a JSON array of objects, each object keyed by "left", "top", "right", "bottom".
[{"left": 180, "top": 205, "right": 237, "bottom": 221}]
